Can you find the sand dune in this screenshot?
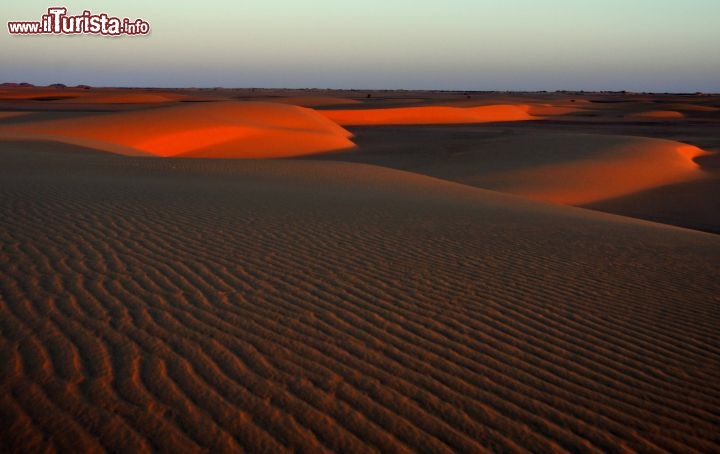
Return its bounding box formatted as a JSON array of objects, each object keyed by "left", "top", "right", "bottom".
[
  {"left": 0, "top": 102, "right": 355, "bottom": 158},
  {"left": 319, "top": 104, "right": 534, "bottom": 125},
  {"left": 0, "top": 89, "right": 186, "bottom": 104},
  {"left": 527, "top": 105, "right": 585, "bottom": 116},
  {"left": 627, "top": 110, "right": 685, "bottom": 119},
  {"left": 318, "top": 130, "right": 709, "bottom": 205},
  {"left": 1, "top": 141, "right": 719, "bottom": 452},
  {"left": 662, "top": 103, "right": 719, "bottom": 112},
  {"left": 478, "top": 139, "right": 707, "bottom": 204},
  {"left": 253, "top": 97, "right": 362, "bottom": 107},
  {"left": 56, "top": 93, "right": 179, "bottom": 104}
]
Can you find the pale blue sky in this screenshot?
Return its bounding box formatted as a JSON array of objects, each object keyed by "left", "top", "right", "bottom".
[{"left": 2, "top": 1, "right": 719, "bottom": 91}]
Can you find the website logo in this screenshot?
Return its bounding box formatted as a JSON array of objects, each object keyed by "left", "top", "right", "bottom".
[{"left": 8, "top": 7, "right": 150, "bottom": 36}]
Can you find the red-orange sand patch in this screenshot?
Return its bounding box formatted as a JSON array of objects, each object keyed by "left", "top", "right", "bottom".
[{"left": 319, "top": 105, "right": 534, "bottom": 125}]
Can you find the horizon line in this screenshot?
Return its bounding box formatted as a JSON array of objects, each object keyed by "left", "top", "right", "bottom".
[{"left": 1, "top": 83, "right": 717, "bottom": 96}]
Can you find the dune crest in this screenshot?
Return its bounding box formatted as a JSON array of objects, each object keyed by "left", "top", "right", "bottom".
[
  {"left": 0, "top": 102, "right": 355, "bottom": 158},
  {"left": 319, "top": 104, "right": 534, "bottom": 125}
]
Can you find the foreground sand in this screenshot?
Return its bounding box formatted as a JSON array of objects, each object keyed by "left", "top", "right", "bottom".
[{"left": 1, "top": 87, "right": 719, "bottom": 452}]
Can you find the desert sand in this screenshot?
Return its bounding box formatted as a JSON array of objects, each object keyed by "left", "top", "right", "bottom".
[{"left": 1, "top": 86, "right": 719, "bottom": 452}]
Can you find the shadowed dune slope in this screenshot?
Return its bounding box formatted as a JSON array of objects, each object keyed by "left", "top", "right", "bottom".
[
  {"left": 315, "top": 131, "right": 709, "bottom": 205},
  {"left": 1, "top": 141, "right": 719, "bottom": 453},
  {"left": 319, "top": 104, "right": 534, "bottom": 125},
  {"left": 584, "top": 176, "right": 720, "bottom": 234},
  {"left": 0, "top": 102, "right": 355, "bottom": 158}
]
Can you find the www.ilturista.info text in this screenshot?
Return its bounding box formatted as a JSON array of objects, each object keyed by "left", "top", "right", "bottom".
[{"left": 7, "top": 7, "right": 150, "bottom": 36}]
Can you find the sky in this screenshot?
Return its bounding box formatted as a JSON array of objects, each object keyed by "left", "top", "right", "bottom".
[{"left": 2, "top": 0, "right": 719, "bottom": 92}]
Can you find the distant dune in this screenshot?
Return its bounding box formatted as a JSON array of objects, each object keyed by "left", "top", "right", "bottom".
[
  {"left": 56, "top": 93, "right": 178, "bottom": 104},
  {"left": 627, "top": 110, "right": 685, "bottom": 119},
  {"left": 527, "top": 105, "right": 585, "bottom": 116},
  {"left": 320, "top": 104, "right": 534, "bottom": 125},
  {"left": 254, "top": 97, "right": 363, "bottom": 107},
  {"left": 663, "top": 103, "right": 719, "bottom": 112},
  {"left": 0, "top": 89, "right": 83, "bottom": 101}
]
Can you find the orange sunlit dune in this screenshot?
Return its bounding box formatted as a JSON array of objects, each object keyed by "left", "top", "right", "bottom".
[
  {"left": 320, "top": 104, "right": 534, "bottom": 125},
  {"left": 0, "top": 102, "right": 355, "bottom": 158},
  {"left": 481, "top": 140, "right": 708, "bottom": 205}
]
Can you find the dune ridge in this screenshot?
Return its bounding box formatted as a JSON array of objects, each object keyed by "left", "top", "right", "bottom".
[
  {"left": 319, "top": 104, "right": 534, "bottom": 125},
  {"left": 0, "top": 102, "right": 355, "bottom": 158}
]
